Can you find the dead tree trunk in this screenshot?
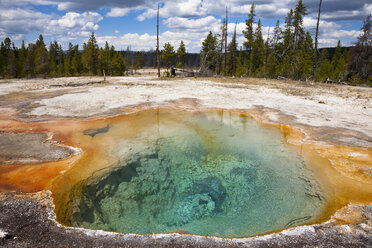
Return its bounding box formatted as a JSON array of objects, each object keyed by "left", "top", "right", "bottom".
[
  {"left": 312, "top": 0, "right": 322, "bottom": 79},
  {"left": 157, "top": 3, "right": 160, "bottom": 78},
  {"left": 232, "top": 23, "right": 237, "bottom": 77},
  {"left": 224, "top": 7, "right": 228, "bottom": 76},
  {"left": 265, "top": 27, "right": 270, "bottom": 78}
]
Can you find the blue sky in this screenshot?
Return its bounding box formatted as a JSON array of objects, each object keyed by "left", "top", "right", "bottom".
[{"left": 0, "top": 0, "right": 371, "bottom": 52}]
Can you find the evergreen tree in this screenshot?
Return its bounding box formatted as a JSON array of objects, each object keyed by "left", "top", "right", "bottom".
[
  {"left": 71, "top": 45, "right": 82, "bottom": 76},
  {"left": 57, "top": 44, "right": 65, "bottom": 76},
  {"left": 293, "top": 0, "right": 307, "bottom": 49},
  {"left": 64, "top": 43, "right": 74, "bottom": 76},
  {"left": 280, "top": 9, "right": 294, "bottom": 77},
  {"left": 25, "top": 43, "right": 36, "bottom": 78},
  {"left": 82, "top": 32, "right": 99, "bottom": 75},
  {"left": 316, "top": 49, "right": 332, "bottom": 81},
  {"left": 330, "top": 40, "right": 347, "bottom": 81},
  {"left": 228, "top": 24, "right": 238, "bottom": 76},
  {"left": 99, "top": 41, "right": 110, "bottom": 76},
  {"left": 266, "top": 53, "right": 278, "bottom": 78},
  {"left": 200, "top": 31, "right": 218, "bottom": 73},
  {"left": 346, "top": 14, "right": 371, "bottom": 85},
  {"left": 136, "top": 51, "right": 145, "bottom": 69},
  {"left": 34, "top": 34, "right": 49, "bottom": 76},
  {"left": 294, "top": 31, "right": 313, "bottom": 80},
  {"left": 2, "top": 38, "right": 17, "bottom": 77},
  {"left": 16, "top": 41, "right": 27, "bottom": 78},
  {"left": 160, "top": 42, "right": 176, "bottom": 70},
  {"left": 177, "top": 40, "right": 186, "bottom": 68},
  {"left": 250, "top": 19, "right": 265, "bottom": 76},
  {"left": 243, "top": 3, "right": 256, "bottom": 74},
  {"left": 49, "top": 41, "right": 60, "bottom": 76},
  {"left": 112, "top": 52, "right": 126, "bottom": 75},
  {"left": 235, "top": 47, "right": 246, "bottom": 77},
  {"left": 243, "top": 3, "right": 256, "bottom": 51},
  {"left": 0, "top": 41, "right": 5, "bottom": 77}
]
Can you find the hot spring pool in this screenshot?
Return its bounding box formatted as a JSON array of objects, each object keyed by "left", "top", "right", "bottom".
[{"left": 60, "top": 109, "right": 324, "bottom": 237}]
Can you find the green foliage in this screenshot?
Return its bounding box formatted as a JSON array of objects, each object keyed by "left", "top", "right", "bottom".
[
  {"left": 177, "top": 40, "right": 186, "bottom": 68},
  {"left": 0, "top": 34, "right": 128, "bottom": 79},
  {"left": 111, "top": 53, "right": 126, "bottom": 76},
  {"left": 200, "top": 31, "right": 218, "bottom": 72},
  {"left": 330, "top": 40, "right": 347, "bottom": 81},
  {"left": 161, "top": 42, "right": 176, "bottom": 68},
  {"left": 227, "top": 25, "right": 238, "bottom": 76},
  {"left": 235, "top": 48, "right": 246, "bottom": 77},
  {"left": 243, "top": 3, "right": 256, "bottom": 51},
  {"left": 250, "top": 19, "right": 265, "bottom": 76},
  {"left": 82, "top": 32, "right": 99, "bottom": 75},
  {"left": 136, "top": 51, "right": 145, "bottom": 69},
  {"left": 35, "top": 34, "right": 49, "bottom": 76},
  {"left": 346, "top": 14, "right": 371, "bottom": 85}
]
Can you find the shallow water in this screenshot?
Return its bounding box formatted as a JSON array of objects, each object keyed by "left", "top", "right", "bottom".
[{"left": 67, "top": 110, "right": 324, "bottom": 237}]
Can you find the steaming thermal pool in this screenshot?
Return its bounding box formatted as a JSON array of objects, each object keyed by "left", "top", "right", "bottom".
[{"left": 60, "top": 109, "right": 324, "bottom": 237}]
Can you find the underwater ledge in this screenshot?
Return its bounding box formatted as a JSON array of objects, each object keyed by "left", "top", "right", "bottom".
[{"left": 1, "top": 191, "right": 372, "bottom": 247}]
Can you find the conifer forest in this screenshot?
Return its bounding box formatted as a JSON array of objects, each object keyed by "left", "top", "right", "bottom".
[{"left": 0, "top": 0, "right": 371, "bottom": 86}]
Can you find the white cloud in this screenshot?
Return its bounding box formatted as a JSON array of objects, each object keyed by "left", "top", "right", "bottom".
[
  {"left": 163, "top": 16, "right": 220, "bottom": 32},
  {"left": 138, "top": 0, "right": 207, "bottom": 21},
  {"left": 106, "top": 8, "right": 131, "bottom": 17},
  {"left": 54, "top": 12, "right": 102, "bottom": 29}
]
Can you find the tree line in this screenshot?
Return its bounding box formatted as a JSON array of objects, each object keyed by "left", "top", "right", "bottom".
[
  {"left": 0, "top": 32, "right": 198, "bottom": 78},
  {"left": 0, "top": 0, "right": 370, "bottom": 85},
  {"left": 0, "top": 33, "right": 126, "bottom": 78},
  {"left": 200, "top": 1, "right": 371, "bottom": 85}
]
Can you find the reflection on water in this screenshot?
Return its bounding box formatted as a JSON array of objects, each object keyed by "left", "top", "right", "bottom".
[{"left": 63, "top": 110, "right": 324, "bottom": 237}]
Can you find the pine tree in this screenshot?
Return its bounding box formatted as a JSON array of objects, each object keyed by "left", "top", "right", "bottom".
[
  {"left": 34, "top": 34, "right": 49, "bottom": 76},
  {"left": 112, "top": 52, "right": 126, "bottom": 76},
  {"left": 266, "top": 53, "right": 278, "bottom": 78},
  {"left": 346, "top": 14, "right": 372, "bottom": 85},
  {"left": 330, "top": 40, "right": 347, "bottom": 81},
  {"left": 0, "top": 41, "right": 5, "bottom": 77},
  {"left": 293, "top": 0, "right": 307, "bottom": 49},
  {"left": 136, "top": 51, "right": 145, "bottom": 69},
  {"left": 64, "top": 43, "right": 74, "bottom": 76},
  {"left": 243, "top": 3, "right": 256, "bottom": 74},
  {"left": 235, "top": 47, "right": 246, "bottom": 77},
  {"left": 316, "top": 49, "right": 332, "bottom": 82},
  {"left": 228, "top": 24, "right": 238, "bottom": 76},
  {"left": 2, "top": 38, "right": 17, "bottom": 77},
  {"left": 200, "top": 31, "right": 218, "bottom": 73},
  {"left": 49, "top": 41, "right": 60, "bottom": 76},
  {"left": 280, "top": 9, "right": 294, "bottom": 78},
  {"left": 177, "top": 40, "right": 186, "bottom": 69},
  {"left": 243, "top": 3, "right": 256, "bottom": 51},
  {"left": 294, "top": 31, "right": 313, "bottom": 80},
  {"left": 16, "top": 41, "right": 27, "bottom": 78},
  {"left": 82, "top": 32, "right": 99, "bottom": 75},
  {"left": 57, "top": 44, "right": 64, "bottom": 76},
  {"left": 99, "top": 41, "right": 110, "bottom": 76},
  {"left": 71, "top": 45, "right": 82, "bottom": 76},
  {"left": 160, "top": 42, "right": 176, "bottom": 71},
  {"left": 251, "top": 19, "right": 265, "bottom": 76},
  {"left": 25, "top": 43, "right": 36, "bottom": 78}
]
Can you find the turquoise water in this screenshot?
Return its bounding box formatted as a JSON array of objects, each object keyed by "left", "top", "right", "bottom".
[{"left": 69, "top": 110, "right": 324, "bottom": 237}]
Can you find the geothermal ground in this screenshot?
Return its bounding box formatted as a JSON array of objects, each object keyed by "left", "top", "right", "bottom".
[{"left": 0, "top": 73, "right": 371, "bottom": 247}]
